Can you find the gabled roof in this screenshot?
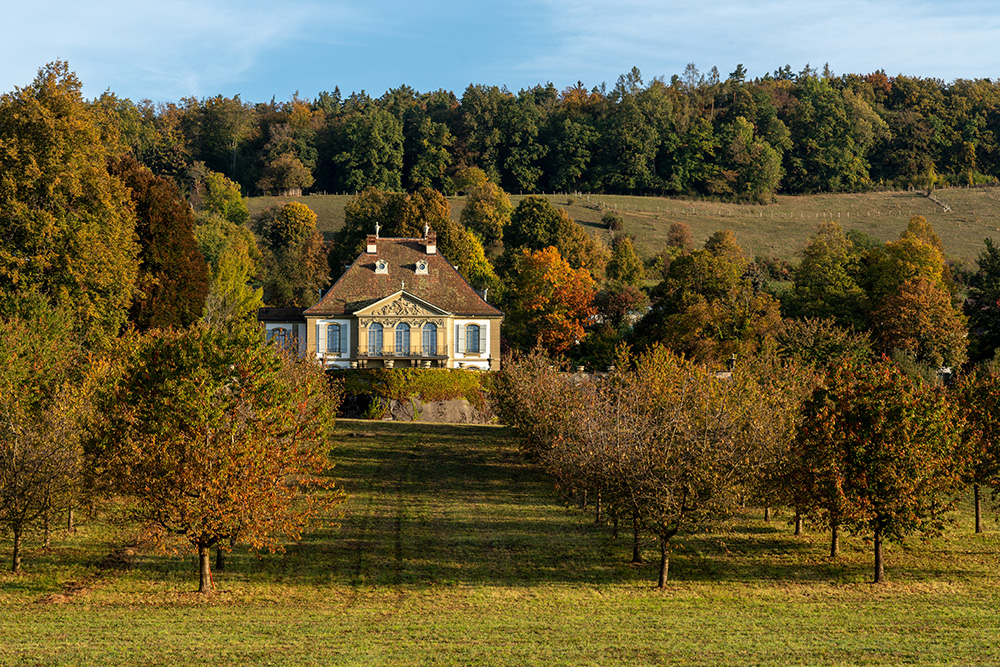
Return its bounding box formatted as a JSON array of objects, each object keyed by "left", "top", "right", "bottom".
[
  {"left": 354, "top": 290, "right": 452, "bottom": 317},
  {"left": 304, "top": 236, "right": 502, "bottom": 318}
]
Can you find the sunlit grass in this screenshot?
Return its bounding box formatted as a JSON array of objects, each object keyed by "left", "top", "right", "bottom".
[
  {"left": 3, "top": 420, "right": 1000, "bottom": 665},
  {"left": 249, "top": 187, "right": 1000, "bottom": 267}
]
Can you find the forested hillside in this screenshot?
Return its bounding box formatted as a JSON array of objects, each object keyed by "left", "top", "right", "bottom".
[{"left": 105, "top": 64, "right": 1000, "bottom": 201}]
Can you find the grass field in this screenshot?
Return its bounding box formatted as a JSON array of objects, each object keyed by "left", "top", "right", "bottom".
[
  {"left": 4, "top": 420, "right": 1000, "bottom": 665},
  {"left": 249, "top": 187, "right": 1000, "bottom": 266}
]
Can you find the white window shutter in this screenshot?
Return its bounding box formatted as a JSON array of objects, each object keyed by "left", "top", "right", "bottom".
[
  {"left": 340, "top": 324, "right": 348, "bottom": 356},
  {"left": 457, "top": 324, "right": 465, "bottom": 354}
]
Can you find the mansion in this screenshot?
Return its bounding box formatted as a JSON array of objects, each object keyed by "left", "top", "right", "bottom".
[{"left": 259, "top": 229, "right": 503, "bottom": 371}]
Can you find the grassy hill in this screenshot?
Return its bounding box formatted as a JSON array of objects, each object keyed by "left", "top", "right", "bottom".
[
  {"left": 3, "top": 420, "right": 1000, "bottom": 665},
  {"left": 250, "top": 187, "right": 1000, "bottom": 265}
]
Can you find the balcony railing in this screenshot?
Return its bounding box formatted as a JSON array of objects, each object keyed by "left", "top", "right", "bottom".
[{"left": 358, "top": 344, "right": 449, "bottom": 359}]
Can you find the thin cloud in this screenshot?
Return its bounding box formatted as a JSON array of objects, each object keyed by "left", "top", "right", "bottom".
[
  {"left": 524, "top": 0, "right": 1000, "bottom": 85},
  {"left": 2, "top": 0, "right": 361, "bottom": 100},
  {"left": 3, "top": 0, "right": 1000, "bottom": 102}
]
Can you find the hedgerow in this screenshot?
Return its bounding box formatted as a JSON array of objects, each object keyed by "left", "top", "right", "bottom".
[{"left": 332, "top": 368, "right": 488, "bottom": 411}]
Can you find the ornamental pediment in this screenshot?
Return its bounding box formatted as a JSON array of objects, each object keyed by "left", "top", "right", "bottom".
[{"left": 355, "top": 291, "right": 450, "bottom": 318}]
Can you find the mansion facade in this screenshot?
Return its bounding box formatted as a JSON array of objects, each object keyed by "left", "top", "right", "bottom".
[{"left": 259, "top": 229, "right": 502, "bottom": 371}]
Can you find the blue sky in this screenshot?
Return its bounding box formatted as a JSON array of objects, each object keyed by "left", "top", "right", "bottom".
[{"left": 3, "top": 0, "right": 1000, "bottom": 103}]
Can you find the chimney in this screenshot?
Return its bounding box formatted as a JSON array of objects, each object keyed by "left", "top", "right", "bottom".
[
  {"left": 366, "top": 234, "right": 377, "bottom": 254},
  {"left": 425, "top": 230, "right": 437, "bottom": 254}
]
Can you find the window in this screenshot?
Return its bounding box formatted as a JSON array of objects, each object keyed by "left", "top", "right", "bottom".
[
  {"left": 396, "top": 323, "right": 410, "bottom": 356},
  {"left": 368, "top": 323, "right": 383, "bottom": 356},
  {"left": 326, "top": 324, "right": 340, "bottom": 353},
  {"left": 422, "top": 323, "right": 437, "bottom": 356},
  {"left": 465, "top": 324, "right": 481, "bottom": 353},
  {"left": 270, "top": 327, "right": 291, "bottom": 348}
]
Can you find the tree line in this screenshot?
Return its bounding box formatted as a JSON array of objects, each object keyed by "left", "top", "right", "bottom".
[
  {"left": 102, "top": 63, "right": 1000, "bottom": 202},
  {"left": 492, "top": 343, "right": 1000, "bottom": 587}
]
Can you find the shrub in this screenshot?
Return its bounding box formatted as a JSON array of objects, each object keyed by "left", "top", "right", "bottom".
[
  {"left": 335, "top": 368, "right": 488, "bottom": 413},
  {"left": 601, "top": 211, "right": 624, "bottom": 231}
]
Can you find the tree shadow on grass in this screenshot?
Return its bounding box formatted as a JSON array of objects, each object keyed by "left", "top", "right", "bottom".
[{"left": 119, "top": 421, "right": 999, "bottom": 592}]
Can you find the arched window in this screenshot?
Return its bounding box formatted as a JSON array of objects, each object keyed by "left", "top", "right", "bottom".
[
  {"left": 368, "top": 323, "right": 383, "bottom": 356},
  {"left": 465, "top": 324, "right": 481, "bottom": 353},
  {"left": 422, "top": 323, "right": 437, "bottom": 356},
  {"left": 326, "top": 324, "right": 340, "bottom": 353},
  {"left": 270, "top": 327, "right": 289, "bottom": 347},
  {"left": 396, "top": 323, "right": 410, "bottom": 356}
]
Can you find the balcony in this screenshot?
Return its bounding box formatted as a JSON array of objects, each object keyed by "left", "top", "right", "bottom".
[{"left": 358, "top": 344, "right": 449, "bottom": 360}]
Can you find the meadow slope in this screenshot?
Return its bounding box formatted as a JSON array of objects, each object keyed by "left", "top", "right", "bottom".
[{"left": 249, "top": 187, "right": 1000, "bottom": 264}]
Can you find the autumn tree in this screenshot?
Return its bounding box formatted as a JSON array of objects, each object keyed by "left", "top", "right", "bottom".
[
  {"left": 0, "top": 61, "right": 138, "bottom": 347},
  {"left": 524, "top": 345, "right": 790, "bottom": 587},
  {"left": 491, "top": 350, "right": 587, "bottom": 461},
  {"left": 110, "top": 155, "right": 209, "bottom": 330},
  {"left": 953, "top": 369, "right": 1000, "bottom": 533},
  {"left": 503, "top": 246, "right": 597, "bottom": 354},
  {"left": 634, "top": 231, "right": 782, "bottom": 366},
  {"left": 872, "top": 277, "right": 968, "bottom": 368},
  {"left": 788, "top": 221, "right": 868, "bottom": 327},
  {"left": 459, "top": 178, "right": 513, "bottom": 248},
  {"left": 0, "top": 309, "right": 86, "bottom": 572},
  {"left": 793, "top": 360, "right": 964, "bottom": 582},
  {"left": 253, "top": 201, "right": 330, "bottom": 307},
  {"left": 965, "top": 238, "right": 1000, "bottom": 362},
  {"left": 606, "top": 236, "right": 645, "bottom": 286},
  {"left": 665, "top": 222, "right": 694, "bottom": 254},
  {"left": 195, "top": 212, "right": 264, "bottom": 327},
  {"left": 504, "top": 196, "right": 607, "bottom": 277},
  {"left": 257, "top": 152, "right": 315, "bottom": 195},
  {"left": 90, "top": 324, "right": 341, "bottom": 593},
  {"left": 868, "top": 222, "right": 948, "bottom": 301},
  {"left": 197, "top": 169, "right": 250, "bottom": 226}
]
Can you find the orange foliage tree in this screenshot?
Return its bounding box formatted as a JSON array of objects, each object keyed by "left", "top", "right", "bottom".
[
  {"left": 792, "top": 360, "right": 964, "bottom": 583},
  {"left": 503, "top": 246, "right": 597, "bottom": 354},
  {"left": 90, "top": 324, "right": 341, "bottom": 593},
  {"left": 873, "top": 277, "right": 967, "bottom": 368}
]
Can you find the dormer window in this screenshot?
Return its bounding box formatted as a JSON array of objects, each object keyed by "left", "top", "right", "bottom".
[
  {"left": 375, "top": 259, "right": 389, "bottom": 275},
  {"left": 415, "top": 260, "right": 429, "bottom": 275}
]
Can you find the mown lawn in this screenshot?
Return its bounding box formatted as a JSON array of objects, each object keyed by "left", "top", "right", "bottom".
[{"left": 4, "top": 420, "right": 1000, "bottom": 665}]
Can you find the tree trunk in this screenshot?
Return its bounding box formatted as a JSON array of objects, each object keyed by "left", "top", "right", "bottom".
[
  {"left": 975, "top": 484, "right": 983, "bottom": 534},
  {"left": 873, "top": 527, "right": 885, "bottom": 584},
  {"left": 594, "top": 493, "right": 602, "bottom": 525},
  {"left": 43, "top": 505, "right": 51, "bottom": 549},
  {"left": 11, "top": 527, "right": 22, "bottom": 573},
  {"left": 631, "top": 515, "right": 642, "bottom": 564},
  {"left": 67, "top": 506, "right": 75, "bottom": 533},
  {"left": 216, "top": 545, "right": 226, "bottom": 572},
  {"left": 830, "top": 522, "right": 839, "bottom": 558},
  {"left": 764, "top": 506, "right": 770, "bottom": 522},
  {"left": 794, "top": 510, "right": 803, "bottom": 536},
  {"left": 658, "top": 535, "right": 670, "bottom": 589},
  {"left": 612, "top": 514, "right": 619, "bottom": 539},
  {"left": 198, "top": 545, "right": 213, "bottom": 593}
]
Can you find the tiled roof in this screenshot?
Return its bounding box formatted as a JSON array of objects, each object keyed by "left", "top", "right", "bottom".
[{"left": 304, "top": 237, "right": 502, "bottom": 318}]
